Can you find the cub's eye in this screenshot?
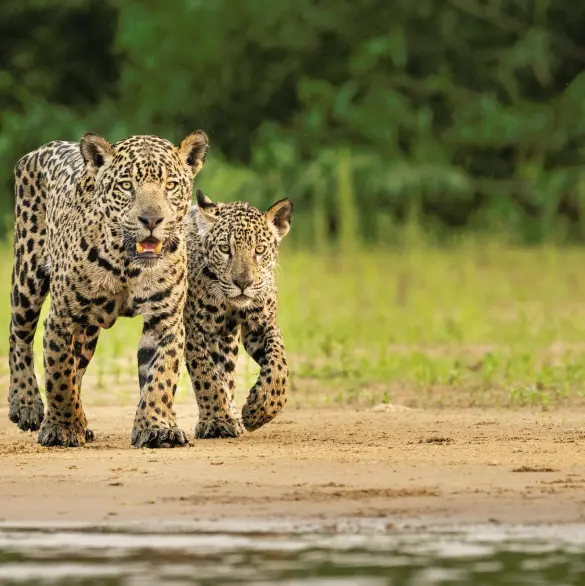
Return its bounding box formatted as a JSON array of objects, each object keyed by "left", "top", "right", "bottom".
[
  {"left": 166, "top": 180, "right": 178, "bottom": 191},
  {"left": 218, "top": 244, "right": 230, "bottom": 254},
  {"left": 119, "top": 180, "right": 133, "bottom": 191},
  {"left": 255, "top": 245, "right": 267, "bottom": 255}
]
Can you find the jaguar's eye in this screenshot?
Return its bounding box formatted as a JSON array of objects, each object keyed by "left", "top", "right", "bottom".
[
  {"left": 255, "top": 245, "right": 267, "bottom": 255},
  {"left": 166, "top": 180, "right": 178, "bottom": 191},
  {"left": 120, "top": 180, "right": 133, "bottom": 191},
  {"left": 219, "top": 244, "right": 230, "bottom": 254}
]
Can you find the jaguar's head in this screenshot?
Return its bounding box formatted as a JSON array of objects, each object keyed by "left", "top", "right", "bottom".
[
  {"left": 194, "top": 191, "right": 293, "bottom": 308},
  {"left": 80, "top": 131, "right": 208, "bottom": 265}
]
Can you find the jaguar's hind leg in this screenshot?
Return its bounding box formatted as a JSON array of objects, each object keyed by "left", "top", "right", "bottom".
[{"left": 8, "top": 155, "right": 49, "bottom": 432}]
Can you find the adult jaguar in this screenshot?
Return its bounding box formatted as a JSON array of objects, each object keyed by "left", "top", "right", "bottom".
[
  {"left": 184, "top": 190, "right": 293, "bottom": 438},
  {"left": 8, "top": 131, "right": 208, "bottom": 448}
]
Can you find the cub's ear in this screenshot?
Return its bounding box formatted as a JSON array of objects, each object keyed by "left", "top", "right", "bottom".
[
  {"left": 80, "top": 133, "right": 114, "bottom": 177},
  {"left": 195, "top": 189, "right": 218, "bottom": 236},
  {"left": 264, "top": 198, "right": 293, "bottom": 242},
  {"left": 178, "top": 130, "right": 209, "bottom": 175}
]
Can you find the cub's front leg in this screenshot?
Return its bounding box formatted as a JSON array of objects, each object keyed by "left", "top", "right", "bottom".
[
  {"left": 185, "top": 316, "right": 243, "bottom": 439},
  {"left": 131, "top": 309, "right": 189, "bottom": 449},
  {"left": 241, "top": 321, "right": 288, "bottom": 431}
]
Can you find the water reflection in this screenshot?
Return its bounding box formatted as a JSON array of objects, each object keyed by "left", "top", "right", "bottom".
[{"left": 0, "top": 521, "right": 584, "bottom": 584}]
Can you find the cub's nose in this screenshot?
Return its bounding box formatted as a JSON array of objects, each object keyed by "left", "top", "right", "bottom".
[
  {"left": 233, "top": 276, "right": 253, "bottom": 292},
  {"left": 138, "top": 215, "right": 164, "bottom": 232}
]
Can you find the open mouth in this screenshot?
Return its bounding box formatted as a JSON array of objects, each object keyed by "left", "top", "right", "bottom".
[{"left": 136, "top": 237, "right": 162, "bottom": 257}]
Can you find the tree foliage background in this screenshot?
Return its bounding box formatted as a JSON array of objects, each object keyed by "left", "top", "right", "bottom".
[{"left": 2, "top": 0, "right": 585, "bottom": 245}]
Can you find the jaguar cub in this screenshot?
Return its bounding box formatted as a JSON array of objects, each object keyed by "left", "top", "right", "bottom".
[{"left": 184, "top": 190, "right": 293, "bottom": 438}]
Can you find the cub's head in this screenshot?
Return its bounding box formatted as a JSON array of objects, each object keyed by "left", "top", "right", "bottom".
[
  {"left": 194, "top": 191, "right": 293, "bottom": 308},
  {"left": 80, "top": 131, "right": 208, "bottom": 264}
]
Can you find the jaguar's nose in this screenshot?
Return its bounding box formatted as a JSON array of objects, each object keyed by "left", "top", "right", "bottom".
[
  {"left": 138, "top": 215, "right": 164, "bottom": 232},
  {"left": 233, "top": 276, "right": 253, "bottom": 292}
]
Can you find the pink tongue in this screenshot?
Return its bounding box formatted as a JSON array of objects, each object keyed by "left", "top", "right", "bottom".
[{"left": 140, "top": 241, "right": 157, "bottom": 252}]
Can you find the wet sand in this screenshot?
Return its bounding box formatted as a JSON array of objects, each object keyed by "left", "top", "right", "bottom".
[{"left": 1, "top": 405, "right": 584, "bottom": 526}]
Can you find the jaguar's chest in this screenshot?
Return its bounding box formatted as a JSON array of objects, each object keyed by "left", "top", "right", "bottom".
[{"left": 66, "top": 286, "right": 128, "bottom": 330}]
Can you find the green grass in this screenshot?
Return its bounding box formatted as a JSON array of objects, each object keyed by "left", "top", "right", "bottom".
[
  {"left": 2, "top": 239, "right": 585, "bottom": 411},
  {"left": 277, "top": 242, "right": 585, "bottom": 409}
]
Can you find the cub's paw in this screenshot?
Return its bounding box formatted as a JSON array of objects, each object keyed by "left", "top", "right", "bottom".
[
  {"left": 38, "top": 421, "right": 87, "bottom": 447},
  {"left": 131, "top": 425, "right": 189, "bottom": 449},
  {"left": 9, "top": 397, "right": 45, "bottom": 432},
  {"left": 242, "top": 401, "right": 281, "bottom": 432},
  {"left": 195, "top": 416, "right": 244, "bottom": 439}
]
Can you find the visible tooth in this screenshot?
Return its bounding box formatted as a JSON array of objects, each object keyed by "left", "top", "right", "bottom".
[
  {"left": 136, "top": 242, "right": 144, "bottom": 254},
  {"left": 154, "top": 241, "right": 162, "bottom": 254}
]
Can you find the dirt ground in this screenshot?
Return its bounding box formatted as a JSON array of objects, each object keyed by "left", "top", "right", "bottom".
[{"left": 1, "top": 404, "right": 585, "bottom": 527}]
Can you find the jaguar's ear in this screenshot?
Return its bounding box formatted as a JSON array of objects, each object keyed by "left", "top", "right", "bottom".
[
  {"left": 195, "top": 189, "right": 219, "bottom": 236},
  {"left": 178, "top": 130, "right": 209, "bottom": 176},
  {"left": 264, "top": 198, "right": 293, "bottom": 242},
  {"left": 80, "top": 133, "right": 115, "bottom": 177}
]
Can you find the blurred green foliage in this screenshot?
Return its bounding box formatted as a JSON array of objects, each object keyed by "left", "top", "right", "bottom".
[{"left": 2, "top": 0, "right": 585, "bottom": 244}]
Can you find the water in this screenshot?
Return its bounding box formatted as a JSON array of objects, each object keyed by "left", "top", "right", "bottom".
[{"left": 0, "top": 519, "right": 584, "bottom": 585}]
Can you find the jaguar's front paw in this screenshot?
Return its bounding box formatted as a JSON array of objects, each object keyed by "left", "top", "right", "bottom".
[
  {"left": 242, "top": 398, "right": 284, "bottom": 432},
  {"left": 195, "top": 415, "right": 244, "bottom": 439},
  {"left": 38, "top": 420, "right": 87, "bottom": 447},
  {"left": 131, "top": 425, "right": 189, "bottom": 448}
]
